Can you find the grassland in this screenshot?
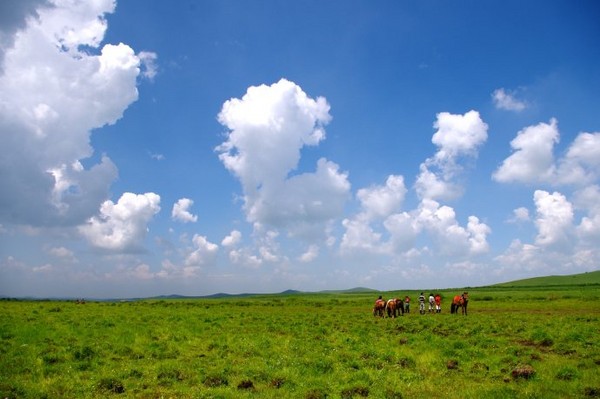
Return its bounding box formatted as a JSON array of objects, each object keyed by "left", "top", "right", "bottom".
[
  {"left": 1, "top": 284, "right": 600, "bottom": 398},
  {"left": 491, "top": 270, "right": 600, "bottom": 287}
]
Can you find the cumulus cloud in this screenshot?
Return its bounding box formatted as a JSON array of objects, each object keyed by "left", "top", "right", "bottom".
[
  {"left": 573, "top": 186, "right": 600, "bottom": 242},
  {"left": 298, "top": 244, "right": 319, "bottom": 262},
  {"left": 492, "top": 88, "right": 527, "bottom": 111},
  {"left": 493, "top": 119, "right": 600, "bottom": 187},
  {"left": 221, "top": 230, "right": 242, "bottom": 247},
  {"left": 216, "top": 79, "right": 350, "bottom": 241},
  {"left": 416, "top": 110, "right": 488, "bottom": 200},
  {"left": 79, "top": 192, "right": 161, "bottom": 252},
  {"left": 0, "top": 0, "right": 50, "bottom": 70},
  {"left": 341, "top": 187, "right": 491, "bottom": 259},
  {"left": 184, "top": 234, "right": 218, "bottom": 267},
  {"left": 533, "top": 190, "right": 573, "bottom": 248},
  {"left": 340, "top": 218, "right": 384, "bottom": 255},
  {"left": 0, "top": 0, "right": 150, "bottom": 227},
  {"left": 493, "top": 119, "right": 558, "bottom": 184},
  {"left": 413, "top": 199, "right": 491, "bottom": 256},
  {"left": 341, "top": 111, "right": 490, "bottom": 260},
  {"left": 509, "top": 207, "right": 530, "bottom": 223},
  {"left": 431, "top": 110, "right": 489, "bottom": 162},
  {"left": 356, "top": 175, "right": 407, "bottom": 221},
  {"left": 555, "top": 132, "right": 600, "bottom": 185},
  {"left": 171, "top": 198, "right": 198, "bottom": 223}
]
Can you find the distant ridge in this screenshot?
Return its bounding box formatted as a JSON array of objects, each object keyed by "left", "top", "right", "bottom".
[{"left": 491, "top": 270, "right": 600, "bottom": 287}]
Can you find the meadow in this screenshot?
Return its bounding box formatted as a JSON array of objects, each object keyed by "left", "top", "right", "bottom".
[{"left": 1, "top": 283, "right": 599, "bottom": 398}]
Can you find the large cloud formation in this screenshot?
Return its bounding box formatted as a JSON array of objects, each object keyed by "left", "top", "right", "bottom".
[
  {"left": 416, "top": 110, "right": 488, "bottom": 200},
  {"left": 341, "top": 111, "right": 491, "bottom": 264},
  {"left": 216, "top": 79, "right": 351, "bottom": 244},
  {"left": 0, "top": 0, "right": 154, "bottom": 227},
  {"left": 493, "top": 120, "right": 600, "bottom": 276}
]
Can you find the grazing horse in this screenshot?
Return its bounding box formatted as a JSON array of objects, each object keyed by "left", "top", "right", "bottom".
[
  {"left": 373, "top": 299, "right": 386, "bottom": 317},
  {"left": 385, "top": 298, "right": 404, "bottom": 318},
  {"left": 451, "top": 292, "right": 469, "bottom": 315}
]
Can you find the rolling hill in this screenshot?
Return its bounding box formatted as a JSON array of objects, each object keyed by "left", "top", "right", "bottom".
[{"left": 492, "top": 270, "right": 600, "bottom": 287}]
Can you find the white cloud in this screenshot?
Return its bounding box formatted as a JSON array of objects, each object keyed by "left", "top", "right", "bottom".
[
  {"left": 356, "top": 175, "right": 406, "bottom": 221},
  {"left": 216, "top": 79, "right": 350, "bottom": 241},
  {"left": 340, "top": 218, "right": 383, "bottom": 255},
  {"left": 493, "top": 119, "right": 559, "bottom": 184},
  {"left": 414, "top": 199, "right": 491, "bottom": 257},
  {"left": 298, "top": 244, "right": 319, "bottom": 262},
  {"left": 533, "top": 190, "right": 573, "bottom": 248},
  {"left": 383, "top": 211, "right": 420, "bottom": 253},
  {"left": 341, "top": 111, "right": 490, "bottom": 261},
  {"left": 492, "top": 88, "right": 527, "bottom": 111},
  {"left": 416, "top": 110, "right": 488, "bottom": 200},
  {"left": 184, "top": 234, "right": 218, "bottom": 267},
  {"left": 48, "top": 246, "right": 77, "bottom": 263},
  {"left": 221, "top": 230, "right": 242, "bottom": 247},
  {"left": 0, "top": 0, "right": 50, "bottom": 69},
  {"left": 494, "top": 120, "right": 600, "bottom": 188},
  {"left": 131, "top": 263, "right": 154, "bottom": 280},
  {"left": 138, "top": 51, "right": 158, "bottom": 80},
  {"left": 0, "top": 0, "right": 151, "bottom": 227},
  {"left": 171, "top": 198, "right": 198, "bottom": 223},
  {"left": 573, "top": 185, "right": 600, "bottom": 243},
  {"left": 79, "top": 192, "right": 161, "bottom": 252},
  {"left": 555, "top": 132, "right": 600, "bottom": 185},
  {"left": 415, "top": 164, "right": 462, "bottom": 201},
  {"left": 431, "top": 110, "right": 489, "bottom": 162},
  {"left": 509, "top": 207, "right": 530, "bottom": 223}
]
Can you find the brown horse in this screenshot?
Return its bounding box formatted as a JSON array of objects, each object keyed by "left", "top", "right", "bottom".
[
  {"left": 450, "top": 292, "right": 469, "bottom": 315},
  {"left": 373, "top": 299, "right": 386, "bottom": 317},
  {"left": 385, "top": 298, "right": 404, "bottom": 318}
]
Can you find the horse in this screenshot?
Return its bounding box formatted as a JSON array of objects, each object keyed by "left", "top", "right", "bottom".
[
  {"left": 373, "top": 299, "right": 386, "bottom": 317},
  {"left": 385, "top": 298, "right": 404, "bottom": 318},
  {"left": 451, "top": 292, "right": 469, "bottom": 315}
]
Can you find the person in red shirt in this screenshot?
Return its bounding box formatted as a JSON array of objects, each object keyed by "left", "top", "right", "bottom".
[{"left": 434, "top": 293, "right": 442, "bottom": 313}]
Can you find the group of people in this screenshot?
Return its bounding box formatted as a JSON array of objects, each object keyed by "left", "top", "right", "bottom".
[
  {"left": 374, "top": 291, "right": 470, "bottom": 317},
  {"left": 418, "top": 292, "right": 442, "bottom": 314},
  {"left": 374, "top": 292, "right": 445, "bottom": 316}
]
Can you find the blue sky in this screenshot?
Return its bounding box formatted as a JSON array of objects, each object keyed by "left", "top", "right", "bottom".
[{"left": 1, "top": 0, "right": 599, "bottom": 298}]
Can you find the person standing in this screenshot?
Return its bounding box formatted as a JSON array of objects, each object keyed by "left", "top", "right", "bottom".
[
  {"left": 404, "top": 295, "right": 410, "bottom": 313},
  {"left": 428, "top": 293, "right": 435, "bottom": 313},
  {"left": 434, "top": 293, "right": 442, "bottom": 313},
  {"left": 418, "top": 292, "right": 426, "bottom": 314}
]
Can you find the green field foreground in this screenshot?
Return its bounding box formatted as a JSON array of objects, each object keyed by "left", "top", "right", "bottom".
[{"left": 1, "top": 286, "right": 600, "bottom": 398}]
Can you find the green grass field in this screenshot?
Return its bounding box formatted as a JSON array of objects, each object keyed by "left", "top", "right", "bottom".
[
  {"left": 1, "top": 282, "right": 600, "bottom": 398},
  {"left": 491, "top": 270, "right": 600, "bottom": 288}
]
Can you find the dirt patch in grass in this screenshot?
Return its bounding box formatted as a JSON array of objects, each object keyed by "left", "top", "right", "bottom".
[
  {"left": 341, "top": 386, "right": 369, "bottom": 398},
  {"left": 203, "top": 375, "right": 228, "bottom": 387},
  {"left": 237, "top": 379, "right": 254, "bottom": 390},
  {"left": 511, "top": 364, "right": 535, "bottom": 380},
  {"left": 446, "top": 359, "right": 459, "bottom": 370},
  {"left": 584, "top": 387, "right": 600, "bottom": 397},
  {"left": 97, "top": 377, "right": 125, "bottom": 394}
]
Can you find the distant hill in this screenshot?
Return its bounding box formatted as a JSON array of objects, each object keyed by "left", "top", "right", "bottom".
[{"left": 492, "top": 270, "right": 600, "bottom": 287}]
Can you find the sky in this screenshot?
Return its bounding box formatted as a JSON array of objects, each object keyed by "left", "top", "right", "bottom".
[{"left": 0, "top": 0, "right": 599, "bottom": 298}]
